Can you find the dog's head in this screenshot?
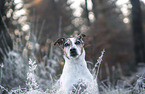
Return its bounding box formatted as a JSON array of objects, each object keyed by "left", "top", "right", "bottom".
[{"left": 54, "top": 34, "right": 86, "bottom": 59}]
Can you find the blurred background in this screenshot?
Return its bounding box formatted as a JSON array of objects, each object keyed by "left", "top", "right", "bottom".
[{"left": 0, "top": 0, "right": 145, "bottom": 93}]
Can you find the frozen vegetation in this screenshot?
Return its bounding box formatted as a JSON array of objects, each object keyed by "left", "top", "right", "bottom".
[
  {"left": 0, "top": 38, "right": 145, "bottom": 94},
  {"left": 0, "top": 20, "right": 144, "bottom": 94}
]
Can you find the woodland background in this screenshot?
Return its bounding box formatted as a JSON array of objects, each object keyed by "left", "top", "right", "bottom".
[{"left": 0, "top": 0, "right": 145, "bottom": 93}]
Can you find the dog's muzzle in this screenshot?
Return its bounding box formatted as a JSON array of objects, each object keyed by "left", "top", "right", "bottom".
[{"left": 70, "top": 48, "right": 78, "bottom": 57}]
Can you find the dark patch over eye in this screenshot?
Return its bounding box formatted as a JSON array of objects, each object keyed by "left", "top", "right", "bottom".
[
  {"left": 64, "top": 43, "right": 70, "bottom": 47},
  {"left": 75, "top": 41, "right": 81, "bottom": 45}
]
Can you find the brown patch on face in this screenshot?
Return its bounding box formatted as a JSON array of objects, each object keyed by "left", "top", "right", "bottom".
[
  {"left": 63, "top": 39, "right": 72, "bottom": 48},
  {"left": 75, "top": 38, "right": 84, "bottom": 47},
  {"left": 78, "top": 34, "right": 86, "bottom": 40},
  {"left": 54, "top": 38, "right": 65, "bottom": 46}
]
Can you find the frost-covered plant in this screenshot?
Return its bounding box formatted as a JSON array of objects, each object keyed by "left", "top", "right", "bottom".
[
  {"left": 0, "top": 50, "right": 28, "bottom": 89},
  {"left": 132, "top": 75, "right": 145, "bottom": 94},
  {"left": 0, "top": 20, "right": 62, "bottom": 91},
  {"left": 35, "top": 42, "right": 62, "bottom": 90},
  {"left": 25, "top": 59, "right": 48, "bottom": 94},
  {"left": 100, "top": 80, "right": 132, "bottom": 94},
  {"left": 26, "top": 59, "right": 39, "bottom": 90},
  {"left": 5, "top": 59, "right": 48, "bottom": 94},
  {"left": 99, "top": 74, "right": 145, "bottom": 94},
  {"left": 0, "top": 29, "right": 28, "bottom": 90},
  {"left": 92, "top": 49, "right": 105, "bottom": 78}
]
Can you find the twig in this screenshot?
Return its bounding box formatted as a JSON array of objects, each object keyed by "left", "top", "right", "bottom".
[
  {"left": 0, "top": 64, "right": 4, "bottom": 93},
  {"left": 58, "top": 16, "right": 62, "bottom": 38},
  {"left": 92, "top": 49, "right": 105, "bottom": 79},
  {"left": 38, "top": 20, "right": 46, "bottom": 41},
  {"left": 0, "top": 13, "right": 14, "bottom": 42}
]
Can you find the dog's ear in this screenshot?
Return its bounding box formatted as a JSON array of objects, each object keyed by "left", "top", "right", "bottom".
[
  {"left": 78, "top": 34, "right": 86, "bottom": 40},
  {"left": 54, "top": 38, "right": 65, "bottom": 46}
]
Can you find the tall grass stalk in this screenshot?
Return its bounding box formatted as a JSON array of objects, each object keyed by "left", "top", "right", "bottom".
[{"left": 92, "top": 49, "right": 105, "bottom": 79}]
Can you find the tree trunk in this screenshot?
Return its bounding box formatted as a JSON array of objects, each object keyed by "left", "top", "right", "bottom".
[
  {"left": 85, "top": 0, "right": 90, "bottom": 26},
  {"left": 0, "top": 0, "right": 5, "bottom": 93},
  {"left": 0, "top": 0, "right": 5, "bottom": 31},
  {"left": 130, "top": 0, "right": 145, "bottom": 64},
  {"left": 91, "top": 0, "right": 97, "bottom": 19},
  {"left": 0, "top": 0, "right": 5, "bottom": 14}
]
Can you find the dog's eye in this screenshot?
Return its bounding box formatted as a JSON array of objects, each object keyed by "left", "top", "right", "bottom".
[
  {"left": 75, "top": 41, "right": 81, "bottom": 45},
  {"left": 64, "top": 43, "right": 70, "bottom": 47}
]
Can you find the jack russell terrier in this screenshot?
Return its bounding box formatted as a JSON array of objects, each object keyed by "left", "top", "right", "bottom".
[{"left": 54, "top": 34, "right": 99, "bottom": 94}]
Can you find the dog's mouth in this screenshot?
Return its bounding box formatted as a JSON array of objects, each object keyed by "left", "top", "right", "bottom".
[
  {"left": 70, "top": 52, "right": 78, "bottom": 57},
  {"left": 70, "top": 48, "right": 78, "bottom": 57}
]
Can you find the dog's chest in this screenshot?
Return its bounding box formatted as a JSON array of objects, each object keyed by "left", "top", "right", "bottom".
[
  {"left": 65, "top": 63, "right": 86, "bottom": 78},
  {"left": 60, "top": 60, "right": 93, "bottom": 91}
]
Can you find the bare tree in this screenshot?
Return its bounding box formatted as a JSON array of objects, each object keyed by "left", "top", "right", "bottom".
[
  {"left": 130, "top": 0, "right": 145, "bottom": 64},
  {"left": 91, "top": 0, "right": 97, "bottom": 19},
  {"left": 0, "top": 0, "right": 5, "bottom": 31}
]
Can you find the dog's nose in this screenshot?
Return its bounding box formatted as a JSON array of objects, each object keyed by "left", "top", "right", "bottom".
[{"left": 70, "top": 48, "right": 76, "bottom": 52}]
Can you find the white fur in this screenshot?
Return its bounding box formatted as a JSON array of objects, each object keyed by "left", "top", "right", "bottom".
[{"left": 56, "top": 38, "right": 99, "bottom": 94}]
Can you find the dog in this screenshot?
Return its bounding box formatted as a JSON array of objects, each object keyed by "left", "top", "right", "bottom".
[{"left": 54, "top": 34, "right": 99, "bottom": 94}]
